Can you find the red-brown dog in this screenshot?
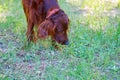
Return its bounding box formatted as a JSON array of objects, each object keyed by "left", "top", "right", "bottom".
[{"left": 22, "top": 0, "right": 69, "bottom": 47}]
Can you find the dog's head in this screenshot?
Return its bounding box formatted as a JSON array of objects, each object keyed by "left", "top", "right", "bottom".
[{"left": 38, "top": 9, "right": 69, "bottom": 45}]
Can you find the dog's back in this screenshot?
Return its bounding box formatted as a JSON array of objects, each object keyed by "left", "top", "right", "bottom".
[
  {"left": 22, "top": 0, "right": 45, "bottom": 25},
  {"left": 44, "top": 0, "right": 59, "bottom": 12},
  {"left": 22, "top": 0, "right": 60, "bottom": 25}
]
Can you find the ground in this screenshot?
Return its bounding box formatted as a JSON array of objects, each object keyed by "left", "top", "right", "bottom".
[{"left": 0, "top": 0, "right": 120, "bottom": 80}]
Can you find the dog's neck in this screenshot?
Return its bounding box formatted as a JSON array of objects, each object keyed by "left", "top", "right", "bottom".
[{"left": 46, "top": 8, "right": 60, "bottom": 19}]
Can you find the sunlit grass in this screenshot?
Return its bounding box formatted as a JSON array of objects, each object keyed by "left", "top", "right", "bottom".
[
  {"left": 66, "top": 0, "right": 120, "bottom": 31},
  {"left": 67, "top": 0, "right": 119, "bottom": 10},
  {"left": 0, "top": 4, "right": 8, "bottom": 22}
]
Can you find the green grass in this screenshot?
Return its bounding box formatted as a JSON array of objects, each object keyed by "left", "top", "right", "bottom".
[{"left": 0, "top": 0, "right": 120, "bottom": 80}]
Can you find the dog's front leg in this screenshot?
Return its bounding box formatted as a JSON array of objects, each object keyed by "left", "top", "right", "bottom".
[{"left": 26, "top": 22, "right": 36, "bottom": 43}]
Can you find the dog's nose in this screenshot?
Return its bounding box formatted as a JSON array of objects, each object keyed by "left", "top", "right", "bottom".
[{"left": 64, "top": 41, "right": 69, "bottom": 45}]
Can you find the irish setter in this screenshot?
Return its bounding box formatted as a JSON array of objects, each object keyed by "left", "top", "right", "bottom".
[{"left": 22, "top": 0, "right": 69, "bottom": 47}]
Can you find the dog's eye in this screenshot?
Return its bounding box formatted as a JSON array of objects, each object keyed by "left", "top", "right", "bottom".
[
  {"left": 62, "top": 31, "right": 65, "bottom": 34},
  {"left": 58, "top": 30, "right": 65, "bottom": 34},
  {"left": 58, "top": 30, "right": 62, "bottom": 33}
]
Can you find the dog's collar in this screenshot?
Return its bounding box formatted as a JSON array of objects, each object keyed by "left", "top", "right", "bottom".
[{"left": 46, "top": 8, "right": 60, "bottom": 19}]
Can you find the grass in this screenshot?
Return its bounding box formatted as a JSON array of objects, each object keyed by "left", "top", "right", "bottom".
[{"left": 0, "top": 0, "right": 120, "bottom": 80}]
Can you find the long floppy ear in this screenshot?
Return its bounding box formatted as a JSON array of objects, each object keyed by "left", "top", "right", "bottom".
[{"left": 37, "top": 20, "right": 54, "bottom": 39}]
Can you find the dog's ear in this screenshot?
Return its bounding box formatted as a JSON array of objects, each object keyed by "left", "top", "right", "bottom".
[{"left": 37, "top": 20, "right": 54, "bottom": 39}]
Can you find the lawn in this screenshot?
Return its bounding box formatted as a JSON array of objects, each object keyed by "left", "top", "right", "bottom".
[{"left": 0, "top": 0, "right": 120, "bottom": 80}]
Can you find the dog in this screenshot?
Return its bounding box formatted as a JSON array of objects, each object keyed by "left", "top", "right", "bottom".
[{"left": 22, "top": 0, "right": 69, "bottom": 48}]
